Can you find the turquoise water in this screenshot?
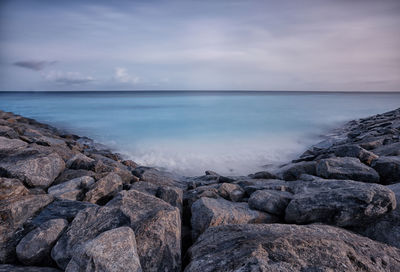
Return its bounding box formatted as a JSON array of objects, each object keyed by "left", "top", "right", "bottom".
[{"left": 0, "top": 91, "right": 399, "bottom": 175}]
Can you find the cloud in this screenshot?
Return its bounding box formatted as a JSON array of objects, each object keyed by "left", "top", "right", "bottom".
[
  {"left": 13, "top": 60, "right": 56, "bottom": 71},
  {"left": 43, "top": 70, "right": 94, "bottom": 85},
  {"left": 114, "top": 67, "right": 139, "bottom": 84}
]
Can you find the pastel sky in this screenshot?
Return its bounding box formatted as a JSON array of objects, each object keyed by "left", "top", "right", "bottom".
[{"left": 0, "top": 0, "right": 399, "bottom": 91}]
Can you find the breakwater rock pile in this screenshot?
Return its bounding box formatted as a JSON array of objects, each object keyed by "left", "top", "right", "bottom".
[{"left": 1, "top": 108, "right": 400, "bottom": 271}]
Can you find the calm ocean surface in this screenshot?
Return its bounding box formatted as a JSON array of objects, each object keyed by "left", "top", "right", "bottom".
[{"left": 0, "top": 91, "right": 399, "bottom": 176}]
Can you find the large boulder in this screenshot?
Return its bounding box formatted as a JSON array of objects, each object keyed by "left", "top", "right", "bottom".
[
  {"left": 0, "top": 136, "right": 27, "bottom": 155},
  {"left": 31, "top": 199, "right": 97, "bottom": 227},
  {"left": 0, "top": 149, "right": 65, "bottom": 188},
  {"left": 333, "top": 144, "right": 378, "bottom": 165},
  {"left": 371, "top": 156, "right": 400, "bottom": 184},
  {"left": 66, "top": 227, "right": 142, "bottom": 272},
  {"left": 274, "top": 161, "right": 317, "bottom": 181},
  {"left": 132, "top": 167, "right": 186, "bottom": 189},
  {"left": 48, "top": 176, "right": 94, "bottom": 201},
  {"left": 16, "top": 218, "right": 68, "bottom": 265},
  {"left": 285, "top": 178, "right": 395, "bottom": 227},
  {"left": 218, "top": 183, "right": 244, "bottom": 202},
  {"left": 53, "top": 169, "right": 95, "bottom": 185},
  {"left": 191, "top": 197, "right": 278, "bottom": 239},
  {"left": 248, "top": 189, "right": 293, "bottom": 216},
  {"left": 66, "top": 153, "right": 96, "bottom": 171},
  {"left": 106, "top": 190, "right": 181, "bottom": 272},
  {"left": 0, "top": 194, "right": 54, "bottom": 262},
  {"left": 185, "top": 224, "right": 400, "bottom": 272},
  {"left": 51, "top": 206, "right": 130, "bottom": 269},
  {"left": 353, "top": 183, "right": 400, "bottom": 249},
  {"left": 0, "top": 177, "right": 29, "bottom": 200},
  {"left": 84, "top": 173, "right": 123, "bottom": 204},
  {"left": 0, "top": 125, "right": 19, "bottom": 139},
  {"left": 316, "top": 157, "right": 380, "bottom": 183}
]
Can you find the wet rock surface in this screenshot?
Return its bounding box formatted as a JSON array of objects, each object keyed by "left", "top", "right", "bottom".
[{"left": 1, "top": 108, "right": 400, "bottom": 271}]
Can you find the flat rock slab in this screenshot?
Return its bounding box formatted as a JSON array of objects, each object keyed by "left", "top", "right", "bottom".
[
  {"left": 285, "top": 179, "right": 396, "bottom": 227},
  {"left": 316, "top": 157, "right": 380, "bottom": 183},
  {"left": 107, "top": 189, "right": 181, "bottom": 272},
  {"left": 191, "top": 197, "right": 279, "bottom": 239},
  {"left": 16, "top": 218, "right": 68, "bottom": 265},
  {"left": 185, "top": 224, "right": 400, "bottom": 272},
  {"left": 66, "top": 227, "right": 142, "bottom": 272}
]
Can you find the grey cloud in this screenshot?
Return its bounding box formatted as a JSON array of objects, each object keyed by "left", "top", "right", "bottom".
[
  {"left": 13, "top": 60, "right": 57, "bottom": 71},
  {"left": 43, "top": 71, "right": 94, "bottom": 85}
]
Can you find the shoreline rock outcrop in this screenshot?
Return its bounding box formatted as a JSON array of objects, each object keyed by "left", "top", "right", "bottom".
[{"left": 1, "top": 108, "right": 400, "bottom": 271}]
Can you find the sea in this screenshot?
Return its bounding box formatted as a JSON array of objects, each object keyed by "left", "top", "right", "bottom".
[{"left": 0, "top": 91, "right": 399, "bottom": 176}]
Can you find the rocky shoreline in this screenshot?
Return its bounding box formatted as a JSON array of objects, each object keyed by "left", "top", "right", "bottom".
[{"left": 1, "top": 108, "right": 400, "bottom": 271}]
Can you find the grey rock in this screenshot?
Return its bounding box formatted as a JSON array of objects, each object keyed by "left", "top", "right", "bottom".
[
  {"left": 51, "top": 206, "right": 130, "bottom": 269},
  {"left": 106, "top": 190, "right": 181, "bottom": 272},
  {"left": 66, "top": 227, "right": 142, "bottom": 272},
  {"left": 84, "top": 173, "right": 123, "bottom": 204},
  {"left": 157, "top": 186, "right": 183, "bottom": 213},
  {"left": 133, "top": 166, "right": 186, "bottom": 189},
  {"left": 352, "top": 183, "right": 400, "bottom": 249},
  {"left": 0, "top": 264, "right": 61, "bottom": 272},
  {"left": 0, "top": 177, "right": 29, "bottom": 200},
  {"left": 191, "top": 197, "right": 278, "bottom": 239},
  {"left": 316, "top": 157, "right": 380, "bottom": 183},
  {"left": 185, "top": 224, "right": 400, "bottom": 272},
  {"left": 0, "top": 125, "right": 19, "bottom": 139},
  {"left": 66, "top": 153, "right": 96, "bottom": 171},
  {"left": 48, "top": 176, "right": 94, "bottom": 201},
  {"left": 53, "top": 169, "right": 95, "bottom": 185},
  {"left": 218, "top": 183, "right": 244, "bottom": 202},
  {"left": 0, "top": 149, "right": 65, "bottom": 188},
  {"left": 248, "top": 189, "right": 293, "bottom": 216},
  {"left": 0, "top": 194, "right": 54, "bottom": 262},
  {"left": 248, "top": 170, "right": 277, "bottom": 179},
  {"left": 333, "top": 144, "right": 378, "bottom": 165},
  {"left": 275, "top": 161, "right": 317, "bottom": 181},
  {"left": 31, "top": 199, "right": 97, "bottom": 227},
  {"left": 16, "top": 218, "right": 68, "bottom": 265},
  {"left": 236, "top": 179, "right": 291, "bottom": 195},
  {"left": 285, "top": 178, "right": 395, "bottom": 227},
  {"left": 371, "top": 156, "right": 400, "bottom": 184},
  {"left": 372, "top": 142, "right": 400, "bottom": 156},
  {"left": 0, "top": 136, "right": 27, "bottom": 155}
]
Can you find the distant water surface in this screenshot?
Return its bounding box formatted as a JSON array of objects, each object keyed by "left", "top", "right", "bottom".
[{"left": 0, "top": 91, "right": 399, "bottom": 176}]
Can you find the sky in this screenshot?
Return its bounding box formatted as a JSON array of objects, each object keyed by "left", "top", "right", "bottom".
[{"left": 0, "top": 0, "right": 399, "bottom": 91}]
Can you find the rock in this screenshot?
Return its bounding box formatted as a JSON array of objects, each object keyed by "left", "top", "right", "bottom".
[
  {"left": 333, "top": 144, "right": 378, "bottom": 165},
  {"left": 66, "top": 153, "right": 96, "bottom": 171},
  {"left": 0, "top": 194, "right": 54, "bottom": 262},
  {"left": 31, "top": 200, "right": 97, "bottom": 227},
  {"left": 0, "top": 125, "right": 19, "bottom": 139},
  {"left": 0, "top": 136, "right": 27, "bottom": 155},
  {"left": 129, "top": 181, "right": 159, "bottom": 195},
  {"left": 316, "top": 157, "right": 380, "bottom": 183},
  {"left": 0, "top": 150, "right": 65, "bottom": 188},
  {"left": 53, "top": 169, "right": 95, "bottom": 185},
  {"left": 157, "top": 186, "right": 183, "bottom": 213},
  {"left": 372, "top": 142, "right": 400, "bottom": 156},
  {"left": 185, "top": 224, "right": 400, "bottom": 272},
  {"left": 106, "top": 190, "right": 181, "bottom": 271},
  {"left": 48, "top": 176, "right": 94, "bottom": 201},
  {"left": 133, "top": 166, "right": 186, "bottom": 189},
  {"left": 191, "top": 197, "right": 278, "bottom": 239},
  {"left": 218, "top": 183, "right": 244, "bottom": 202},
  {"left": 0, "top": 177, "right": 29, "bottom": 200},
  {"left": 66, "top": 227, "right": 142, "bottom": 272},
  {"left": 285, "top": 178, "right": 395, "bottom": 227},
  {"left": 84, "top": 173, "right": 123, "bottom": 204},
  {"left": 275, "top": 161, "right": 317, "bottom": 181},
  {"left": 248, "top": 189, "right": 293, "bottom": 216},
  {"left": 352, "top": 183, "right": 400, "bottom": 249},
  {"left": 51, "top": 206, "right": 130, "bottom": 269},
  {"left": 371, "top": 156, "right": 400, "bottom": 184},
  {"left": 236, "top": 179, "right": 290, "bottom": 195},
  {"left": 0, "top": 264, "right": 61, "bottom": 272},
  {"left": 248, "top": 170, "right": 277, "bottom": 179},
  {"left": 16, "top": 218, "right": 68, "bottom": 265}
]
